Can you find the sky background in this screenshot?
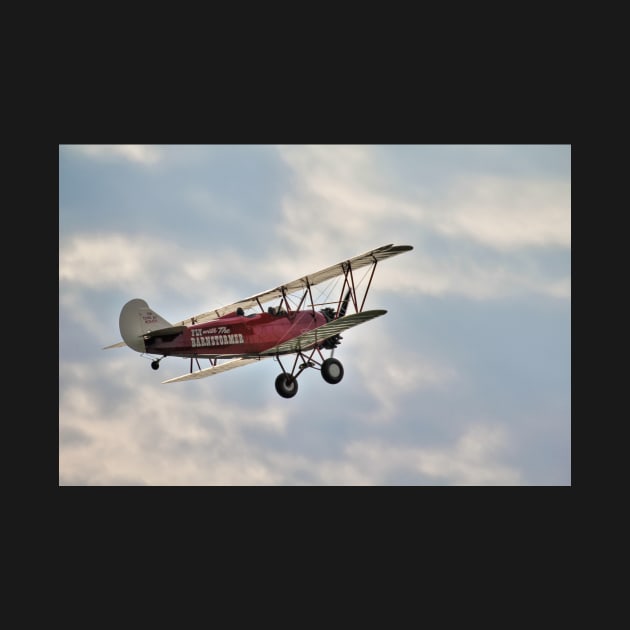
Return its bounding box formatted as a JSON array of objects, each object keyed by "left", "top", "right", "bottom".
[{"left": 59, "top": 144, "right": 571, "bottom": 485}]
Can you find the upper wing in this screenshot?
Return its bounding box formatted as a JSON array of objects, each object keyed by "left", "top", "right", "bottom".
[
  {"left": 260, "top": 309, "right": 387, "bottom": 355},
  {"left": 175, "top": 244, "right": 412, "bottom": 326},
  {"left": 162, "top": 357, "right": 268, "bottom": 384}
]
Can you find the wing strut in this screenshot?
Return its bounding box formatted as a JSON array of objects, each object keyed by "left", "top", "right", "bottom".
[
  {"left": 360, "top": 255, "right": 379, "bottom": 312},
  {"left": 335, "top": 253, "right": 379, "bottom": 316}
]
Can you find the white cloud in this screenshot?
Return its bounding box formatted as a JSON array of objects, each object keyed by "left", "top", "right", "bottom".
[
  {"left": 434, "top": 175, "right": 571, "bottom": 250},
  {"left": 60, "top": 355, "right": 515, "bottom": 486},
  {"left": 275, "top": 145, "right": 570, "bottom": 301},
  {"left": 67, "top": 144, "right": 162, "bottom": 165},
  {"left": 59, "top": 361, "right": 291, "bottom": 485},
  {"left": 60, "top": 364, "right": 522, "bottom": 484},
  {"left": 59, "top": 233, "right": 160, "bottom": 288},
  {"left": 343, "top": 424, "right": 521, "bottom": 485},
  {"left": 370, "top": 251, "right": 571, "bottom": 300},
  {"left": 276, "top": 144, "right": 418, "bottom": 261},
  {"left": 350, "top": 327, "right": 458, "bottom": 422},
  {"left": 58, "top": 233, "right": 248, "bottom": 311},
  {"left": 276, "top": 145, "right": 570, "bottom": 252}
]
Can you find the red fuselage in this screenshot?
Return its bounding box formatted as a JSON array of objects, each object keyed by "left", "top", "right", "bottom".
[{"left": 145, "top": 310, "right": 328, "bottom": 359}]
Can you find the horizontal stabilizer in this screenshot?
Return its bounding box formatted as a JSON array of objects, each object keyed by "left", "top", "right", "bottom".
[
  {"left": 103, "top": 326, "right": 191, "bottom": 349},
  {"left": 260, "top": 309, "right": 387, "bottom": 355},
  {"left": 103, "top": 341, "right": 126, "bottom": 349},
  {"left": 162, "top": 357, "right": 267, "bottom": 384}
]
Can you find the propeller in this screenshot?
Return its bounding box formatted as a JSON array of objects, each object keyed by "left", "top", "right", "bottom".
[{"left": 338, "top": 289, "right": 351, "bottom": 318}]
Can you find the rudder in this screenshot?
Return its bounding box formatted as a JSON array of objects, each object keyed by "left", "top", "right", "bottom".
[{"left": 119, "top": 298, "right": 173, "bottom": 353}]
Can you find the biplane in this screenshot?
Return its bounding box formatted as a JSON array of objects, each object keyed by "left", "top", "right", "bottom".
[{"left": 104, "top": 243, "right": 413, "bottom": 398}]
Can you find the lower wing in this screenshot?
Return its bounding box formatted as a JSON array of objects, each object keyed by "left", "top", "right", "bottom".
[
  {"left": 162, "top": 357, "right": 268, "bottom": 383},
  {"left": 260, "top": 309, "right": 387, "bottom": 355},
  {"left": 162, "top": 310, "right": 385, "bottom": 383}
]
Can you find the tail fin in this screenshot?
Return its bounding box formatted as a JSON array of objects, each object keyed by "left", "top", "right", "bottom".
[{"left": 119, "top": 298, "right": 173, "bottom": 353}]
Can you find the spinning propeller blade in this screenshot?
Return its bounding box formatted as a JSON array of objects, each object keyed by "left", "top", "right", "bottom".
[{"left": 338, "top": 289, "right": 351, "bottom": 319}]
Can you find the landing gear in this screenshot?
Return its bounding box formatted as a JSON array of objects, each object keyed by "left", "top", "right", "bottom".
[
  {"left": 148, "top": 355, "right": 167, "bottom": 371},
  {"left": 321, "top": 358, "right": 344, "bottom": 384},
  {"left": 275, "top": 373, "right": 299, "bottom": 398},
  {"left": 273, "top": 351, "right": 345, "bottom": 397}
]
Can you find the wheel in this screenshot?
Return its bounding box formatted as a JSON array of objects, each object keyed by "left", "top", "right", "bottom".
[
  {"left": 151, "top": 360, "right": 160, "bottom": 370},
  {"left": 321, "top": 358, "right": 344, "bottom": 384},
  {"left": 275, "top": 373, "right": 299, "bottom": 398}
]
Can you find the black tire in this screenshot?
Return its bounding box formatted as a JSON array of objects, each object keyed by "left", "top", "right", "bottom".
[
  {"left": 275, "top": 373, "right": 299, "bottom": 398},
  {"left": 151, "top": 360, "right": 160, "bottom": 371},
  {"left": 321, "top": 358, "right": 344, "bottom": 384}
]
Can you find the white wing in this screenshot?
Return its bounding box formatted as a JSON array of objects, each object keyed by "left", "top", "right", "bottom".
[
  {"left": 175, "top": 244, "right": 412, "bottom": 326},
  {"left": 162, "top": 357, "right": 267, "bottom": 384}
]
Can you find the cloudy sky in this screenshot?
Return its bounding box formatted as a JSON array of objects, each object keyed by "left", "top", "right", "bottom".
[{"left": 59, "top": 144, "right": 571, "bottom": 485}]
